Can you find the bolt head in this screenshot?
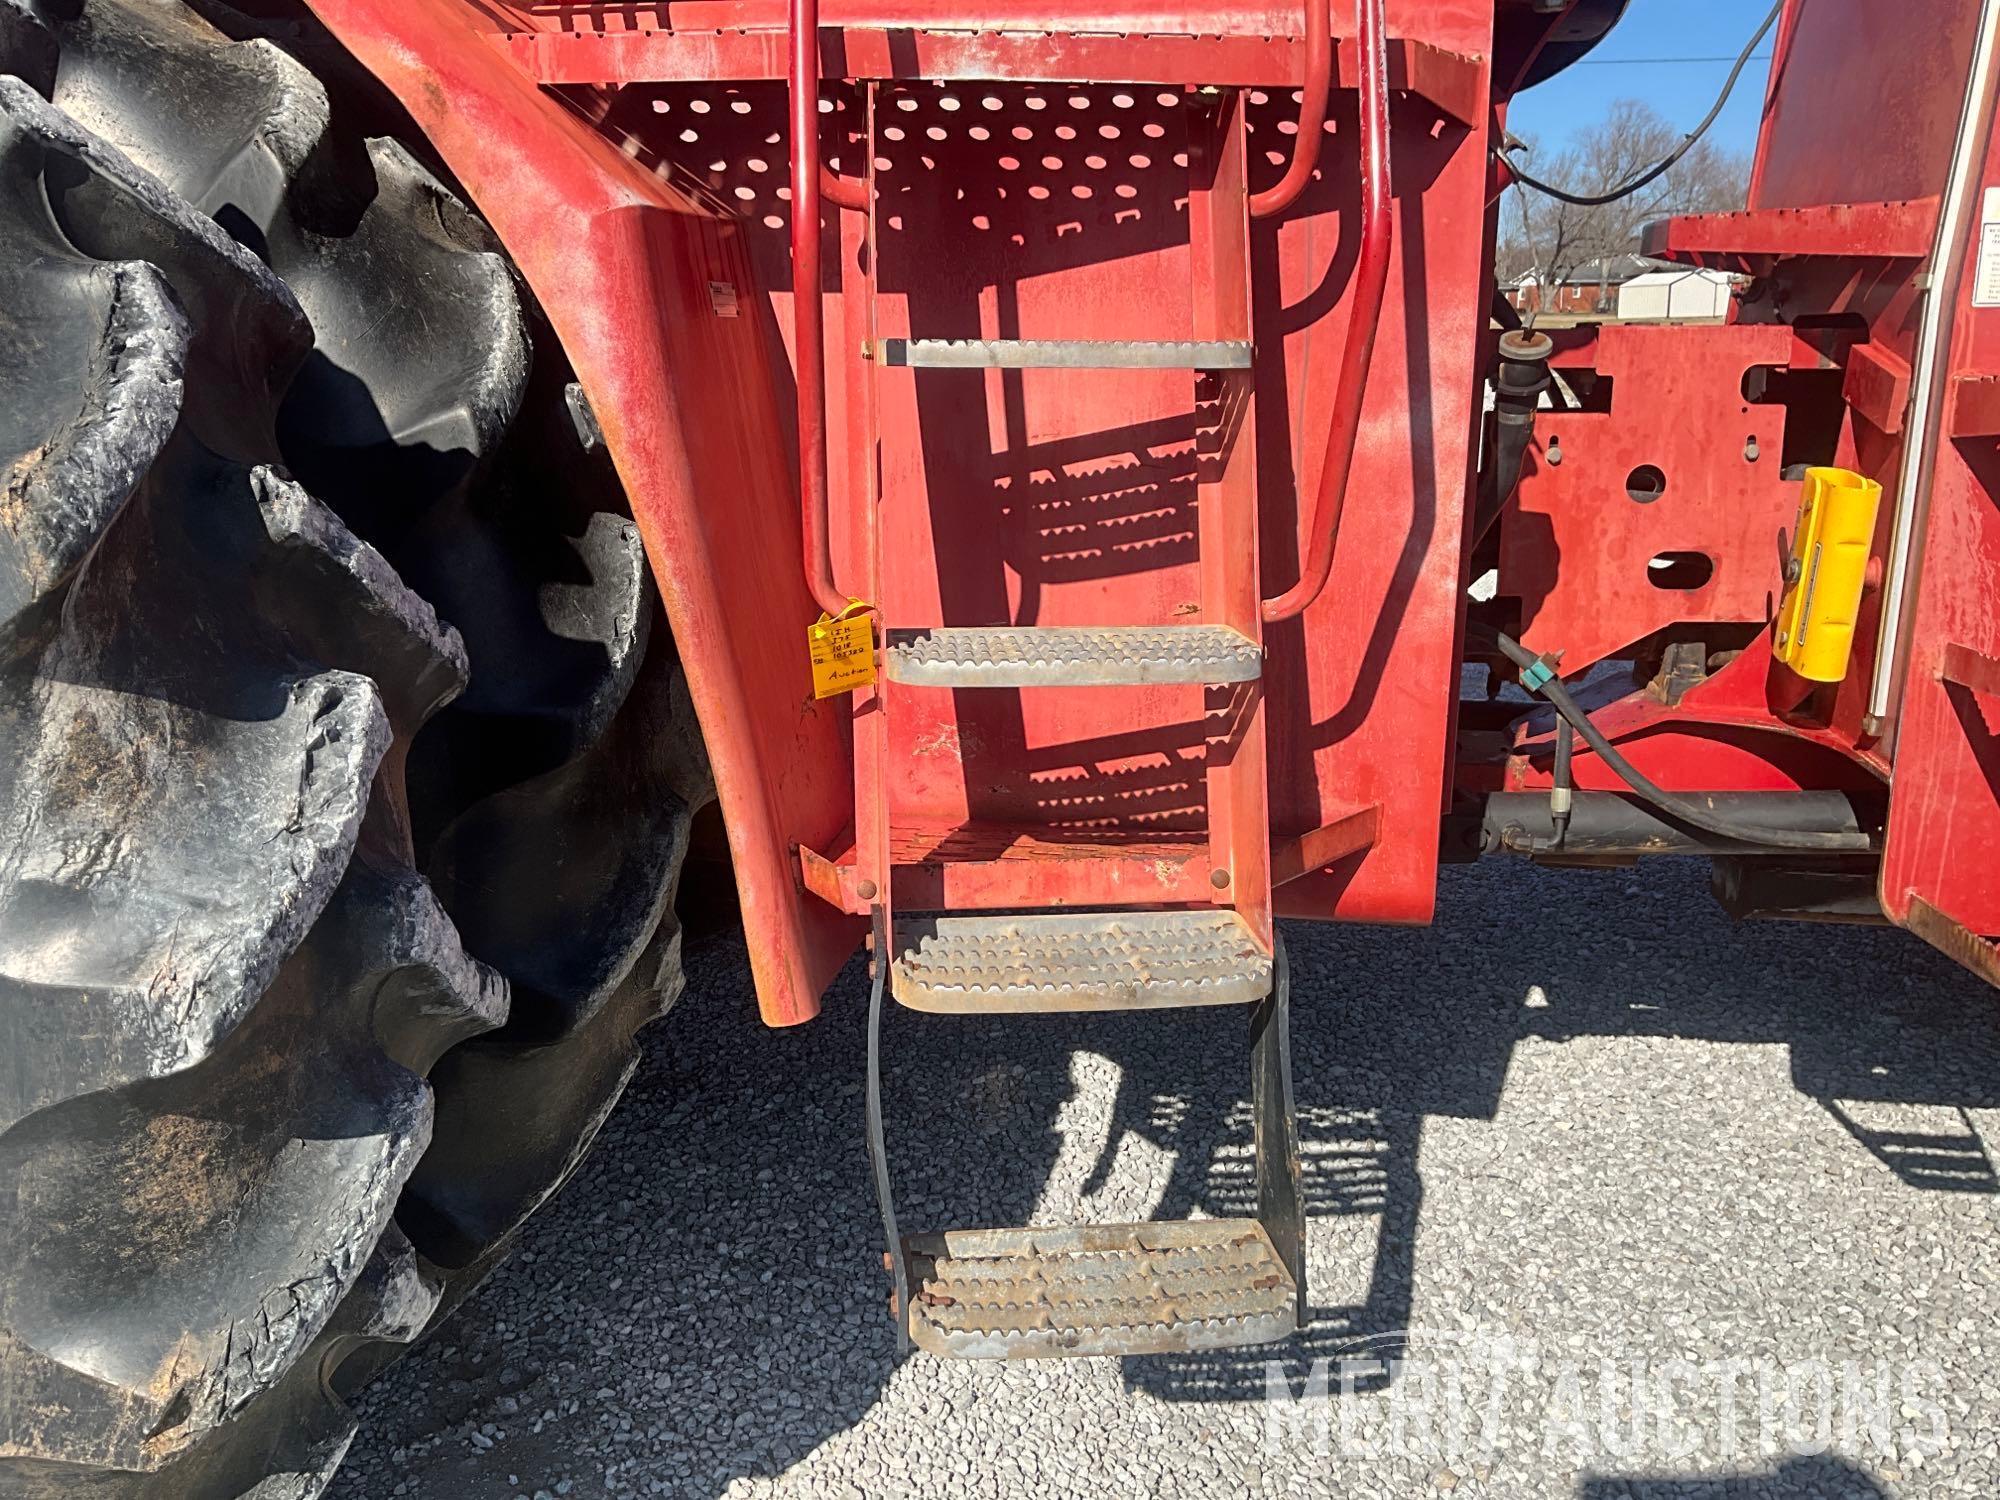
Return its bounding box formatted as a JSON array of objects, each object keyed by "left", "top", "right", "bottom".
[{"left": 1209, "top": 868, "right": 1231, "bottom": 890}]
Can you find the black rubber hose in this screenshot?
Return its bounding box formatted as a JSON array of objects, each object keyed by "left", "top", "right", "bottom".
[
  {"left": 1472, "top": 330, "right": 1552, "bottom": 550},
  {"left": 1491, "top": 631, "right": 1871, "bottom": 852},
  {"left": 1498, "top": 0, "right": 1782, "bottom": 208},
  {"left": 1549, "top": 717, "right": 1573, "bottom": 849}
]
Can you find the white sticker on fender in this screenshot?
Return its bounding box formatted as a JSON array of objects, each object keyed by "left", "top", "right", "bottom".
[{"left": 1974, "top": 186, "right": 2000, "bottom": 307}]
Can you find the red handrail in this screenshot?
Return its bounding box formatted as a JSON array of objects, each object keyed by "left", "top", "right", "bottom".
[
  {"left": 1248, "top": 0, "right": 1331, "bottom": 219},
  {"left": 1262, "top": 0, "right": 1392, "bottom": 623},
  {"left": 789, "top": 0, "right": 853, "bottom": 616},
  {"left": 821, "top": 164, "right": 867, "bottom": 210}
]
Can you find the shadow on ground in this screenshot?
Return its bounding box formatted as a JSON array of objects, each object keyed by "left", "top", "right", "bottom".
[
  {"left": 338, "top": 856, "right": 1995, "bottom": 1495},
  {"left": 1578, "top": 1452, "right": 1891, "bottom": 1496}
]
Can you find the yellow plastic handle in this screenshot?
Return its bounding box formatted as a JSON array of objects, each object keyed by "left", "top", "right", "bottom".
[{"left": 1775, "top": 467, "right": 1884, "bottom": 683}]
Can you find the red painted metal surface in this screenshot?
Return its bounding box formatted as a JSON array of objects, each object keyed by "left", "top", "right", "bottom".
[
  {"left": 1642, "top": 199, "right": 1939, "bottom": 275},
  {"left": 1266, "top": 64, "right": 1491, "bottom": 923},
  {"left": 1495, "top": 322, "right": 1798, "bottom": 671},
  {"left": 1750, "top": 0, "right": 1980, "bottom": 211},
  {"left": 1845, "top": 340, "right": 1914, "bottom": 437},
  {"left": 1485, "top": 639, "right": 1891, "bottom": 801},
  {"left": 1535, "top": 0, "right": 2000, "bottom": 969},
  {"left": 889, "top": 824, "right": 1215, "bottom": 909},
  {"left": 1668, "top": 0, "right": 2000, "bottom": 960},
  {"left": 560, "top": 2, "right": 1485, "bottom": 949},
  {"left": 482, "top": 0, "right": 1489, "bottom": 51},
  {"left": 1189, "top": 90, "right": 1276, "bottom": 946},
  {"left": 800, "top": 81, "right": 1292, "bottom": 944},
  {"left": 300, "top": 0, "right": 2000, "bottom": 1022},
  {"left": 821, "top": 163, "right": 868, "bottom": 209},
  {"left": 496, "top": 26, "right": 1485, "bottom": 124},
  {"left": 1270, "top": 801, "right": 1378, "bottom": 885},
  {"left": 1952, "top": 370, "right": 2000, "bottom": 438},
  {"left": 1878, "top": 108, "right": 2000, "bottom": 948}
]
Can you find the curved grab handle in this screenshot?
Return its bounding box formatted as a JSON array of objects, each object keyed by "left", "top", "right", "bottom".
[
  {"left": 789, "top": 0, "right": 862, "bottom": 616},
  {"left": 1249, "top": 0, "right": 1332, "bottom": 220},
  {"left": 821, "top": 164, "right": 867, "bottom": 210},
  {"left": 1262, "top": 0, "right": 1392, "bottom": 624}
]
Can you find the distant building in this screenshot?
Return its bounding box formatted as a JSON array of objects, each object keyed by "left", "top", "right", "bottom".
[
  {"left": 1503, "top": 255, "right": 1740, "bottom": 320},
  {"left": 1616, "top": 266, "right": 1738, "bottom": 321},
  {"left": 1503, "top": 254, "right": 1655, "bottom": 315}
]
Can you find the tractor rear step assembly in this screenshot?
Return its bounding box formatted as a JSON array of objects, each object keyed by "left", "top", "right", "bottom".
[
  {"left": 868, "top": 912, "right": 1304, "bottom": 1359},
  {"left": 786, "top": 0, "right": 1392, "bottom": 1358}
]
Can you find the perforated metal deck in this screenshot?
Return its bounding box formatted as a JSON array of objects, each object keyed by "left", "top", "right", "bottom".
[
  {"left": 882, "top": 625, "right": 1262, "bottom": 688},
  {"left": 901, "top": 1220, "right": 1298, "bottom": 1358},
  {"left": 890, "top": 910, "right": 1272, "bottom": 1012}
]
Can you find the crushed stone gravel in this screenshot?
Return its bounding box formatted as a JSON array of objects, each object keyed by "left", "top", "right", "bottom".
[{"left": 334, "top": 856, "right": 2000, "bottom": 1499}]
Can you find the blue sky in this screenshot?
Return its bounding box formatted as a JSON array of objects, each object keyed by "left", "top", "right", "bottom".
[{"left": 1506, "top": 0, "right": 1778, "bottom": 160}]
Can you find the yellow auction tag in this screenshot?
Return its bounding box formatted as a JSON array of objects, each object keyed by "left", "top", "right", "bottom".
[{"left": 808, "top": 600, "right": 877, "bottom": 699}]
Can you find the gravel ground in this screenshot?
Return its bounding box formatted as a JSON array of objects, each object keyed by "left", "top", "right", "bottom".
[{"left": 334, "top": 856, "right": 2000, "bottom": 1499}]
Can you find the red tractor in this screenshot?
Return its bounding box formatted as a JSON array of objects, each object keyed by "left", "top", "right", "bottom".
[{"left": 2, "top": 0, "right": 1996, "bottom": 1490}]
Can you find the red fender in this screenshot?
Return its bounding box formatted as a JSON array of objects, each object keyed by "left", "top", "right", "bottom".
[{"left": 301, "top": 0, "right": 860, "bottom": 1023}]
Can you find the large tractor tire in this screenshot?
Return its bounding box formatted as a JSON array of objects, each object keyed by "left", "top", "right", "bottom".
[{"left": 0, "top": 1, "right": 710, "bottom": 1493}]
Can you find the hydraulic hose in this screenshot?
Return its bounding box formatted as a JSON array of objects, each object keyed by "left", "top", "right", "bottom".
[{"left": 1490, "top": 631, "right": 1872, "bottom": 853}]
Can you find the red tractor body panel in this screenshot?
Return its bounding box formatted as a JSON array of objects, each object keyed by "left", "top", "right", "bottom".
[{"left": 300, "top": 0, "right": 2000, "bottom": 1017}]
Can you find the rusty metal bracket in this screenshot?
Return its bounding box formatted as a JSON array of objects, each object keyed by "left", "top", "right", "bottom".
[
  {"left": 1906, "top": 895, "right": 2000, "bottom": 989},
  {"left": 1271, "top": 803, "right": 1381, "bottom": 886}
]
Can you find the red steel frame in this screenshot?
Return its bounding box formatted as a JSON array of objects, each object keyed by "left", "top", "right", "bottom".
[
  {"left": 787, "top": 0, "right": 1392, "bottom": 636},
  {"left": 294, "top": 0, "right": 2000, "bottom": 1017},
  {"left": 1485, "top": 0, "right": 2000, "bottom": 981}
]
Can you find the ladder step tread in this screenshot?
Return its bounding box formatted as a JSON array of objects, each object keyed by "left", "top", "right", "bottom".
[
  {"left": 880, "top": 338, "right": 1252, "bottom": 369},
  {"left": 902, "top": 1220, "right": 1297, "bottom": 1359},
  {"left": 891, "top": 909, "right": 1272, "bottom": 1013},
  {"left": 884, "top": 625, "right": 1261, "bottom": 688}
]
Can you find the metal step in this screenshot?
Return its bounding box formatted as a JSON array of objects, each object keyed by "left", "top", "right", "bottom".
[
  {"left": 891, "top": 910, "right": 1272, "bottom": 1013},
  {"left": 883, "top": 625, "right": 1261, "bottom": 688},
  {"left": 877, "top": 338, "right": 1253, "bottom": 370},
  {"left": 901, "top": 1220, "right": 1298, "bottom": 1359}
]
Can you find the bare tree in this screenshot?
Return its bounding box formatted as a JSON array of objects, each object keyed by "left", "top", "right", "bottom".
[{"left": 1498, "top": 99, "right": 1749, "bottom": 305}]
